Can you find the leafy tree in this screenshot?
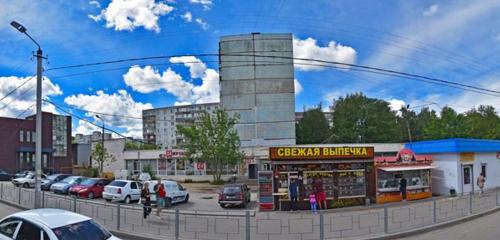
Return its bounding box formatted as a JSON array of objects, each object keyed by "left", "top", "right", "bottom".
[
  {"left": 124, "top": 141, "right": 158, "bottom": 150},
  {"left": 463, "top": 105, "right": 500, "bottom": 139},
  {"left": 91, "top": 142, "right": 116, "bottom": 175},
  {"left": 329, "top": 93, "right": 401, "bottom": 143},
  {"left": 177, "top": 108, "right": 244, "bottom": 182},
  {"left": 296, "top": 105, "right": 330, "bottom": 144}
]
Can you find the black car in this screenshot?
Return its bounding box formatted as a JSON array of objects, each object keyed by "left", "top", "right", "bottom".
[
  {"left": 41, "top": 174, "right": 72, "bottom": 191},
  {"left": 218, "top": 183, "right": 251, "bottom": 208},
  {"left": 0, "top": 170, "right": 13, "bottom": 181}
]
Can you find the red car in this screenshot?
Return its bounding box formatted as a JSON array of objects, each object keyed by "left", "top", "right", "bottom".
[{"left": 69, "top": 178, "right": 111, "bottom": 199}]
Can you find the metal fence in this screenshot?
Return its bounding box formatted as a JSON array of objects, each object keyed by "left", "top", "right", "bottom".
[{"left": 0, "top": 183, "right": 499, "bottom": 240}]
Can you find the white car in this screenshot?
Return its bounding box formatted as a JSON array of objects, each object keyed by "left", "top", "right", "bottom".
[
  {"left": 103, "top": 180, "right": 141, "bottom": 204},
  {"left": 11, "top": 173, "right": 47, "bottom": 188},
  {"left": 145, "top": 180, "right": 189, "bottom": 207},
  {"left": 0, "top": 208, "right": 120, "bottom": 240}
]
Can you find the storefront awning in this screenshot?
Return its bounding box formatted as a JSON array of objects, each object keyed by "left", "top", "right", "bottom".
[{"left": 378, "top": 165, "right": 435, "bottom": 172}]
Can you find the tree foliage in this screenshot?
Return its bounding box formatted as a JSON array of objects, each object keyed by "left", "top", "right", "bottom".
[
  {"left": 177, "top": 108, "right": 244, "bottom": 182},
  {"left": 91, "top": 142, "right": 116, "bottom": 175},
  {"left": 329, "top": 93, "right": 401, "bottom": 143},
  {"left": 124, "top": 140, "right": 159, "bottom": 150},
  {"left": 296, "top": 105, "right": 330, "bottom": 144}
]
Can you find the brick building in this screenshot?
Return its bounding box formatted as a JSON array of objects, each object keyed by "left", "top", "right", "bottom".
[{"left": 0, "top": 112, "right": 72, "bottom": 174}]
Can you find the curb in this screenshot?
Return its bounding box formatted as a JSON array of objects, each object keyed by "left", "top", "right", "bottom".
[{"left": 362, "top": 206, "right": 500, "bottom": 240}]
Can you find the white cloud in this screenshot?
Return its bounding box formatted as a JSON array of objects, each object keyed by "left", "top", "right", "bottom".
[
  {"left": 189, "top": 0, "right": 213, "bottom": 10},
  {"left": 0, "top": 76, "right": 62, "bottom": 118},
  {"left": 181, "top": 11, "right": 193, "bottom": 22},
  {"left": 89, "top": 0, "right": 101, "bottom": 8},
  {"left": 123, "top": 56, "right": 220, "bottom": 104},
  {"left": 174, "top": 101, "right": 191, "bottom": 106},
  {"left": 89, "top": 0, "right": 174, "bottom": 33},
  {"left": 293, "top": 37, "right": 357, "bottom": 71},
  {"left": 388, "top": 99, "right": 406, "bottom": 116},
  {"left": 423, "top": 4, "right": 439, "bottom": 16},
  {"left": 442, "top": 77, "right": 500, "bottom": 114},
  {"left": 74, "top": 119, "right": 101, "bottom": 136},
  {"left": 294, "top": 79, "right": 303, "bottom": 96},
  {"left": 64, "top": 90, "right": 153, "bottom": 139},
  {"left": 195, "top": 18, "right": 209, "bottom": 30}
]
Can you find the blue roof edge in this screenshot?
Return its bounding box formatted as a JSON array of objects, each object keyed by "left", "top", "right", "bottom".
[{"left": 405, "top": 138, "right": 500, "bottom": 154}]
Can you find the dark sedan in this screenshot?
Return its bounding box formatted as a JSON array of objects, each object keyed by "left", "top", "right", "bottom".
[
  {"left": 41, "top": 174, "right": 72, "bottom": 191},
  {"left": 0, "top": 170, "right": 13, "bottom": 181}
]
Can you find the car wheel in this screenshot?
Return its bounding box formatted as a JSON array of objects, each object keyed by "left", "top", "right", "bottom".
[
  {"left": 88, "top": 192, "right": 94, "bottom": 199},
  {"left": 241, "top": 201, "right": 247, "bottom": 208},
  {"left": 124, "top": 195, "right": 131, "bottom": 204},
  {"left": 219, "top": 203, "right": 226, "bottom": 208},
  {"left": 23, "top": 183, "right": 29, "bottom": 188},
  {"left": 183, "top": 194, "right": 189, "bottom": 203},
  {"left": 105, "top": 199, "right": 111, "bottom": 202}
]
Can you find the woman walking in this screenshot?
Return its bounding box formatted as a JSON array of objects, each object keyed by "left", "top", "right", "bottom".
[{"left": 142, "top": 182, "right": 152, "bottom": 219}]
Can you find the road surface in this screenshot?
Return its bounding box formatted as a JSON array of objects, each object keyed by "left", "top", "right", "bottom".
[{"left": 399, "top": 210, "right": 500, "bottom": 240}]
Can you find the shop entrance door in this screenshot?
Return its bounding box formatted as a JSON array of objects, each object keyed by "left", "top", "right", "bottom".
[
  {"left": 462, "top": 165, "right": 473, "bottom": 194},
  {"left": 249, "top": 164, "right": 258, "bottom": 179}
]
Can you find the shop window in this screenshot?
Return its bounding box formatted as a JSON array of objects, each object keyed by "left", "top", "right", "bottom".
[
  {"left": 19, "top": 130, "right": 24, "bottom": 142},
  {"left": 481, "top": 164, "right": 487, "bottom": 178}
]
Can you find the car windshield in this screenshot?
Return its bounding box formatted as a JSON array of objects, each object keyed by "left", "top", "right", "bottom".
[
  {"left": 52, "top": 219, "right": 112, "bottom": 240},
  {"left": 108, "top": 181, "right": 127, "bottom": 187},
  {"left": 80, "top": 179, "right": 97, "bottom": 186},
  {"left": 24, "top": 173, "right": 34, "bottom": 179},
  {"left": 62, "top": 177, "right": 77, "bottom": 183},
  {"left": 223, "top": 186, "right": 241, "bottom": 194},
  {"left": 47, "top": 175, "right": 60, "bottom": 180}
]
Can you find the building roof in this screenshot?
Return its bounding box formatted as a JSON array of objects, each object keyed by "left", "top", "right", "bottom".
[
  {"left": 10, "top": 208, "right": 90, "bottom": 228},
  {"left": 406, "top": 138, "right": 500, "bottom": 154}
]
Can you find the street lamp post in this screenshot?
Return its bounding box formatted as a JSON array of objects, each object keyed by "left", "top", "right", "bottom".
[
  {"left": 404, "top": 104, "right": 412, "bottom": 143},
  {"left": 96, "top": 115, "right": 105, "bottom": 174},
  {"left": 11, "top": 21, "right": 44, "bottom": 209}
]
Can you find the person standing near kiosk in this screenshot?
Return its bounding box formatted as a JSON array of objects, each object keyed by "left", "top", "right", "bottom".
[
  {"left": 289, "top": 178, "right": 298, "bottom": 211},
  {"left": 400, "top": 177, "right": 407, "bottom": 201}
]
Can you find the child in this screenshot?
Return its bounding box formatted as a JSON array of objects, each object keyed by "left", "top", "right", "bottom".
[{"left": 309, "top": 192, "right": 317, "bottom": 214}]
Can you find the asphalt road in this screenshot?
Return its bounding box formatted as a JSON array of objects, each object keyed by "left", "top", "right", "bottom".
[{"left": 398, "top": 210, "right": 500, "bottom": 240}]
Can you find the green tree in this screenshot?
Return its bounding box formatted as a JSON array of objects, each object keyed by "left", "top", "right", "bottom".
[
  {"left": 329, "top": 93, "right": 401, "bottom": 143},
  {"left": 414, "top": 107, "right": 439, "bottom": 141},
  {"left": 91, "top": 142, "right": 116, "bottom": 175},
  {"left": 177, "top": 108, "right": 244, "bottom": 183},
  {"left": 296, "top": 105, "right": 330, "bottom": 144},
  {"left": 464, "top": 105, "right": 500, "bottom": 139},
  {"left": 124, "top": 141, "right": 158, "bottom": 150}
]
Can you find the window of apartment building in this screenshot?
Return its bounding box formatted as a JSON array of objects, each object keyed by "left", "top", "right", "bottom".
[
  {"left": 52, "top": 115, "right": 67, "bottom": 157},
  {"left": 171, "top": 122, "right": 174, "bottom": 126},
  {"left": 19, "top": 130, "right": 24, "bottom": 142},
  {"left": 31, "top": 131, "right": 36, "bottom": 143},
  {"left": 26, "top": 131, "right": 30, "bottom": 143},
  {"left": 19, "top": 152, "right": 25, "bottom": 164}
]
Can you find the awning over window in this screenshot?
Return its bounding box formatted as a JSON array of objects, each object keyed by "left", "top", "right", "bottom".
[{"left": 378, "top": 165, "right": 435, "bottom": 172}]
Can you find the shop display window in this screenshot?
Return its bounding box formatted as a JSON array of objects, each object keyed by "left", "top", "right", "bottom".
[
  {"left": 303, "top": 171, "right": 334, "bottom": 199},
  {"left": 336, "top": 171, "right": 366, "bottom": 198},
  {"left": 377, "top": 170, "right": 430, "bottom": 192}
]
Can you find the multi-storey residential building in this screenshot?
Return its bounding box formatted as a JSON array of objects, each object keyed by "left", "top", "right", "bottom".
[
  {"left": 142, "top": 103, "right": 219, "bottom": 149},
  {"left": 74, "top": 131, "right": 112, "bottom": 144},
  {"left": 0, "top": 112, "right": 72, "bottom": 174},
  {"left": 219, "top": 33, "right": 296, "bottom": 178}
]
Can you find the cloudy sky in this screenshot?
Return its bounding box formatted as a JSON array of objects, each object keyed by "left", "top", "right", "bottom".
[{"left": 1, "top": 0, "right": 499, "bottom": 138}]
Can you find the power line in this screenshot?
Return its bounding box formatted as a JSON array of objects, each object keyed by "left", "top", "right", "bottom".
[
  {"left": 43, "top": 99, "right": 158, "bottom": 147},
  {"left": 44, "top": 53, "right": 500, "bottom": 97},
  {"left": 0, "top": 76, "right": 35, "bottom": 103}
]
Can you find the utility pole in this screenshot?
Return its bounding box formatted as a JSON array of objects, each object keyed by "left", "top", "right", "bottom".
[
  {"left": 96, "top": 115, "right": 105, "bottom": 175},
  {"left": 10, "top": 21, "right": 44, "bottom": 209},
  {"left": 405, "top": 104, "right": 412, "bottom": 143}
]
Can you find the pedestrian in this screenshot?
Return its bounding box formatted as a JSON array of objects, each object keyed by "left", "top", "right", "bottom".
[
  {"left": 154, "top": 179, "right": 166, "bottom": 217},
  {"left": 400, "top": 176, "right": 407, "bottom": 202},
  {"left": 309, "top": 192, "right": 317, "bottom": 214},
  {"left": 477, "top": 173, "right": 486, "bottom": 195},
  {"left": 313, "top": 178, "right": 327, "bottom": 210},
  {"left": 142, "top": 182, "right": 152, "bottom": 219},
  {"left": 289, "top": 178, "right": 298, "bottom": 211}
]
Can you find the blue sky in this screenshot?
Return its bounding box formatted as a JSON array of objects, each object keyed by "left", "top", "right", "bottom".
[{"left": 1, "top": 0, "right": 500, "bottom": 138}]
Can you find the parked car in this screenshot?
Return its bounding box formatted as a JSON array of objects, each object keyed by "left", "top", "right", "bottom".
[
  {"left": 11, "top": 172, "right": 47, "bottom": 188},
  {"left": 13, "top": 170, "right": 32, "bottom": 179},
  {"left": 41, "top": 174, "right": 71, "bottom": 191},
  {"left": 144, "top": 180, "right": 189, "bottom": 207},
  {"left": 69, "top": 178, "right": 111, "bottom": 199},
  {"left": 218, "top": 183, "right": 251, "bottom": 208},
  {"left": 50, "top": 176, "right": 87, "bottom": 194},
  {"left": 103, "top": 180, "right": 141, "bottom": 204},
  {"left": 0, "top": 208, "right": 121, "bottom": 240},
  {"left": 0, "top": 170, "right": 13, "bottom": 181}
]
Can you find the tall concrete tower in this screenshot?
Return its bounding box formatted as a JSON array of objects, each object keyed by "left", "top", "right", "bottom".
[{"left": 219, "top": 33, "right": 296, "bottom": 175}]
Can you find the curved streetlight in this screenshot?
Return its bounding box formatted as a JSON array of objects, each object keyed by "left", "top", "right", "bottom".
[{"left": 10, "top": 21, "right": 43, "bottom": 209}]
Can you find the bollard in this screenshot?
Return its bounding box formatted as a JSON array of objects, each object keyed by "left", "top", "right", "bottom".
[
  {"left": 175, "top": 209, "right": 180, "bottom": 240},
  {"left": 18, "top": 186, "right": 21, "bottom": 205},
  {"left": 245, "top": 211, "right": 250, "bottom": 240},
  {"left": 469, "top": 192, "right": 473, "bottom": 214},
  {"left": 320, "top": 211, "right": 324, "bottom": 240},
  {"left": 384, "top": 205, "right": 388, "bottom": 234},
  {"left": 73, "top": 195, "right": 77, "bottom": 212},
  {"left": 117, "top": 204, "right": 121, "bottom": 230}
]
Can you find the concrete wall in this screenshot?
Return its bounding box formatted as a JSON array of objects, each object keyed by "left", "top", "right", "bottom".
[
  {"left": 219, "top": 33, "right": 296, "bottom": 148},
  {"left": 73, "top": 143, "right": 91, "bottom": 166},
  {"left": 91, "top": 138, "right": 125, "bottom": 174},
  {"left": 431, "top": 153, "right": 460, "bottom": 195}
]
